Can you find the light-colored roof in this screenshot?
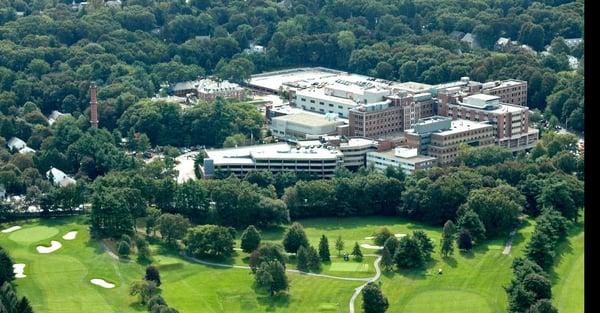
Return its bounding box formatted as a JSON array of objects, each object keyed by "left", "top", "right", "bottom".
[
  {"left": 205, "top": 143, "right": 342, "bottom": 165},
  {"left": 7, "top": 137, "right": 26, "bottom": 150},
  {"left": 368, "top": 150, "right": 437, "bottom": 164},
  {"left": 46, "top": 167, "right": 76, "bottom": 187},
  {"left": 272, "top": 112, "right": 342, "bottom": 128},
  {"left": 339, "top": 138, "right": 378, "bottom": 148},
  {"left": 465, "top": 94, "right": 500, "bottom": 102},
  {"left": 433, "top": 119, "right": 492, "bottom": 136},
  {"left": 496, "top": 37, "right": 510, "bottom": 45},
  {"left": 18, "top": 147, "right": 36, "bottom": 154}
]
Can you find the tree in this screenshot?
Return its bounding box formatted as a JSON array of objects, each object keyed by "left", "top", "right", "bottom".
[
  {"left": 373, "top": 227, "right": 393, "bottom": 246},
  {"left": 173, "top": 180, "right": 209, "bottom": 223},
  {"left": 527, "top": 299, "right": 559, "bottom": 313},
  {"left": 129, "top": 280, "right": 158, "bottom": 304},
  {"left": 136, "top": 238, "right": 151, "bottom": 261},
  {"left": 456, "top": 208, "right": 486, "bottom": 243},
  {"left": 394, "top": 236, "right": 424, "bottom": 269},
  {"left": 254, "top": 260, "right": 288, "bottom": 296},
  {"left": 249, "top": 243, "right": 287, "bottom": 272},
  {"left": 184, "top": 225, "right": 236, "bottom": 259},
  {"left": 145, "top": 266, "right": 161, "bottom": 287},
  {"left": 362, "top": 282, "right": 389, "bottom": 313},
  {"left": 240, "top": 225, "right": 261, "bottom": 253},
  {"left": 352, "top": 242, "right": 363, "bottom": 261},
  {"left": 519, "top": 23, "right": 545, "bottom": 51},
  {"left": 117, "top": 240, "right": 131, "bottom": 258},
  {"left": 147, "top": 295, "right": 167, "bottom": 311},
  {"left": 525, "top": 231, "right": 554, "bottom": 269},
  {"left": 383, "top": 236, "right": 399, "bottom": 257},
  {"left": 318, "top": 235, "right": 331, "bottom": 262},
  {"left": 457, "top": 229, "right": 473, "bottom": 251},
  {"left": 145, "top": 206, "right": 162, "bottom": 236},
  {"left": 307, "top": 246, "right": 321, "bottom": 271},
  {"left": 380, "top": 247, "right": 394, "bottom": 272},
  {"left": 282, "top": 222, "right": 309, "bottom": 253},
  {"left": 157, "top": 213, "right": 190, "bottom": 246},
  {"left": 462, "top": 186, "right": 522, "bottom": 237},
  {"left": 522, "top": 273, "right": 552, "bottom": 301},
  {"left": 335, "top": 236, "right": 345, "bottom": 256},
  {"left": 440, "top": 220, "right": 456, "bottom": 257},
  {"left": 412, "top": 230, "right": 434, "bottom": 260},
  {"left": 296, "top": 246, "right": 309, "bottom": 272},
  {"left": 0, "top": 248, "right": 15, "bottom": 285},
  {"left": 17, "top": 296, "right": 34, "bottom": 313}
]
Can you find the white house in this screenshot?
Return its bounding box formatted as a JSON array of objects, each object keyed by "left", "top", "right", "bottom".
[
  {"left": 46, "top": 167, "right": 76, "bottom": 187},
  {"left": 7, "top": 137, "right": 27, "bottom": 151}
]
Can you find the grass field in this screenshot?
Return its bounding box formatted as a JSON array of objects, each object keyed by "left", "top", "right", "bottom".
[
  {"left": 551, "top": 219, "right": 584, "bottom": 313},
  {"left": 0, "top": 215, "right": 584, "bottom": 313}
]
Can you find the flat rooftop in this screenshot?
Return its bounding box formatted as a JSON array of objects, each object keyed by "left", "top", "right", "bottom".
[
  {"left": 272, "top": 112, "right": 342, "bottom": 127},
  {"left": 205, "top": 143, "right": 342, "bottom": 165},
  {"left": 370, "top": 149, "right": 437, "bottom": 164},
  {"left": 406, "top": 119, "right": 491, "bottom": 136},
  {"left": 394, "top": 82, "right": 433, "bottom": 93},
  {"left": 270, "top": 105, "right": 349, "bottom": 123},
  {"left": 340, "top": 138, "right": 378, "bottom": 148},
  {"left": 248, "top": 67, "right": 345, "bottom": 91}
]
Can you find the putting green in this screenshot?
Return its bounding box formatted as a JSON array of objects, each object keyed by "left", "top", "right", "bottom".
[
  {"left": 9, "top": 226, "right": 59, "bottom": 244},
  {"left": 401, "top": 290, "right": 492, "bottom": 313},
  {"left": 329, "top": 262, "right": 370, "bottom": 272}
]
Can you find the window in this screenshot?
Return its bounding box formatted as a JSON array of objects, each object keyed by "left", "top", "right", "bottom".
[
  {"left": 310, "top": 100, "right": 315, "bottom": 103},
  {"left": 301, "top": 98, "right": 306, "bottom": 101},
  {"left": 329, "top": 103, "right": 334, "bottom": 107}
]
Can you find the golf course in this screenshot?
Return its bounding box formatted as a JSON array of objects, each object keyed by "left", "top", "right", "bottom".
[{"left": 0, "top": 215, "right": 583, "bottom": 313}]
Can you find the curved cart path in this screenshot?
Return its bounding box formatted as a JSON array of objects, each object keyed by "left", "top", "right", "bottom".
[{"left": 349, "top": 254, "right": 382, "bottom": 313}]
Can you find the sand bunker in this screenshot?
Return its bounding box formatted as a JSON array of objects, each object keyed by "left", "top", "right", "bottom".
[
  {"left": 2, "top": 226, "right": 21, "bottom": 233},
  {"left": 62, "top": 231, "right": 78, "bottom": 240},
  {"left": 394, "top": 233, "right": 407, "bottom": 238},
  {"left": 360, "top": 243, "right": 383, "bottom": 249},
  {"left": 90, "top": 279, "right": 115, "bottom": 289},
  {"left": 364, "top": 236, "right": 375, "bottom": 240},
  {"left": 13, "top": 264, "right": 26, "bottom": 278},
  {"left": 36, "top": 240, "right": 62, "bottom": 253}
]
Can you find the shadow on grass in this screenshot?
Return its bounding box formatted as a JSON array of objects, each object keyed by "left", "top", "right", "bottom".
[
  {"left": 396, "top": 267, "right": 427, "bottom": 280},
  {"left": 459, "top": 250, "right": 476, "bottom": 259},
  {"left": 442, "top": 256, "right": 457, "bottom": 268},
  {"left": 128, "top": 301, "right": 147, "bottom": 312},
  {"left": 255, "top": 291, "right": 290, "bottom": 311}
]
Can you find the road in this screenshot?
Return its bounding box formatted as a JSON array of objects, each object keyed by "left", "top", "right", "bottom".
[{"left": 175, "top": 151, "right": 199, "bottom": 183}]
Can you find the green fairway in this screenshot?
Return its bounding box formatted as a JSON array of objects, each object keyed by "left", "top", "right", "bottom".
[
  {"left": 552, "top": 219, "right": 584, "bottom": 313},
  {"left": 9, "top": 226, "right": 59, "bottom": 244},
  {"left": 401, "top": 290, "right": 492, "bottom": 313},
  {"left": 0, "top": 215, "right": 584, "bottom": 313}
]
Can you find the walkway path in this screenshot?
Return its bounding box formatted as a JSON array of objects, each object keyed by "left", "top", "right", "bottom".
[
  {"left": 502, "top": 229, "right": 517, "bottom": 255},
  {"left": 349, "top": 254, "right": 382, "bottom": 313}
]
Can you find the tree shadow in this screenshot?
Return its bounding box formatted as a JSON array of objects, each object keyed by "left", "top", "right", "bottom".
[
  {"left": 441, "top": 256, "right": 457, "bottom": 268},
  {"left": 127, "top": 301, "right": 147, "bottom": 312},
  {"left": 255, "top": 290, "right": 291, "bottom": 311},
  {"left": 396, "top": 267, "right": 427, "bottom": 280},
  {"left": 459, "top": 250, "right": 475, "bottom": 259}
]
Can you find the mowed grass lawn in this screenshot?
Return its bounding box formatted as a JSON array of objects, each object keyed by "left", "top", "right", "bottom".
[
  {"left": 0, "top": 217, "right": 144, "bottom": 313},
  {"left": 551, "top": 218, "right": 584, "bottom": 313},
  {"left": 0, "top": 215, "right": 584, "bottom": 313}
]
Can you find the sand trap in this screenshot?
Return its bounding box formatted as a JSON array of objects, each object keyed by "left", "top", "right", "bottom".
[
  {"left": 2, "top": 226, "right": 21, "bottom": 233},
  {"left": 90, "top": 278, "right": 115, "bottom": 289},
  {"left": 62, "top": 231, "right": 78, "bottom": 240},
  {"left": 364, "top": 236, "right": 375, "bottom": 240},
  {"left": 360, "top": 243, "right": 383, "bottom": 250},
  {"left": 13, "top": 264, "right": 26, "bottom": 278},
  {"left": 36, "top": 240, "right": 62, "bottom": 253},
  {"left": 394, "top": 233, "right": 407, "bottom": 238}
]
